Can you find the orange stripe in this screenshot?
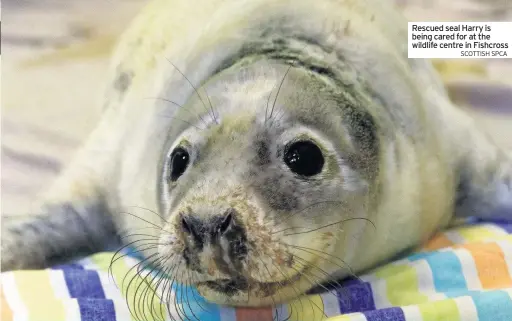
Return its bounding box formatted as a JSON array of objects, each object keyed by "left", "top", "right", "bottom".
[
  {"left": 0, "top": 287, "right": 13, "bottom": 321},
  {"left": 422, "top": 234, "right": 454, "bottom": 251},
  {"left": 235, "top": 307, "right": 274, "bottom": 321},
  {"left": 461, "top": 242, "right": 512, "bottom": 289}
]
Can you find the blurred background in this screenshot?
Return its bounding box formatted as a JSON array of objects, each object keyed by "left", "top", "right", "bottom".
[{"left": 2, "top": 0, "right": 512, "bottom": 215}]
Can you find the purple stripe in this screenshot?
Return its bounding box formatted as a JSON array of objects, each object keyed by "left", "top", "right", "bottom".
[
  {"left": 77, "top": 298, "right": 116, "bottom": 321},
  {"left": 337, "top": 281, "right": 376, "bottom": 313},
  {"left": 470, "top": 219, "right": 512, "bottom": 233},
  {"left": 363, "top": 307, "right": 406, "bottom": 321},
  {"left": 63, "top": 269, "right": 106, "bottom": 299},
  {"left": 51, "top": 263, "right": 85, "bottom": 270},
  {"left": 496, "top": 222, "right": 512, "bottom": 233}
]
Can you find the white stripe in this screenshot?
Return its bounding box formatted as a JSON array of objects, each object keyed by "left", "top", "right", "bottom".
[
  {"left": 97, "top": 270, "right": 124, "bottom": 300},
  {"left": 112, "top": 299, "right": 134, "bottom": 321},
  {"left": 218, "top": 306, "right": 237, "bottom": 321},
  {"left": 75, "top": 257, "right": 98, "bottom": 270},
  {"left": 407, "top": 259, "right": 446, "bottom": 301},
  {"left": 504, "top": 288, "right": 512, "bottom": 301},
  {"left": 339, "top": 312, "right": 368, "bottom": 321},
  {"left": 65, "top": 299, "right": 82, "bottom": 321},
  {"left": 402, "top": 304, "right": 423, "bottom": 321},
  {"left": 443, "top": 231, "right": 466, "bottom": 244},
  {"left": 479, "top": 223, "right": 509, "bottom": 236},
  {"left": 47, "top": 269, "right": 82, "bottom": 321},
  {"left": 454, "top": 295, "right": 479, "bottom": 321},
  {"left": 452, "top": 248, "right": 482, "bottom": 290},
  {"left": 321, "top": 291, "right": 341, "bottom": 317},
  {"left": 48, "top": 270, "right": 71, "bottom": 299},
  {"left": 273, "top": 303, "right": 288, "bottom": 321},
  {"left": 495, "top": 240, "right": 512, "bottom": 281},
  {"left": 1, "top": 272, "right": 29, "bottom": 321},
  {"left": 96, "top": 270, "right": 134, "bottom": 321},
  {"left": 368, "top": 278, "right": 392, "bottom": 309}
]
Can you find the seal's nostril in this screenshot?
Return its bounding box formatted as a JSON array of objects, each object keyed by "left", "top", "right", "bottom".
[
  {"left": 181, "top": 216, "right": 191, "bottom": 234},
  {"left": 219, "top": 212, "right": 233, "bottom": 234}
]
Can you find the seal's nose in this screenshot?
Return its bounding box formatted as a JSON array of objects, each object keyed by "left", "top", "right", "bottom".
[
  {"left": 178, "top": 209, "right": 248, "bottom": 274},
  {"left": 180, "top": 210, "right": 236, "bottom": 243}
]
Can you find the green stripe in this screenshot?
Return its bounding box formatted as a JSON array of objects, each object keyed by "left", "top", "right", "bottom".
[
  {"left": 419, "top": 299, "right": 461, "bottom": 321},
  {"left": 374, "top": 263, "right": 429, "bottom": 306}
]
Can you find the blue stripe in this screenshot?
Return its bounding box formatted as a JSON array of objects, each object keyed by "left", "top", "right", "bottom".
[
  {"left": 363, "top": 307, "right": 406, "bottom": 321},
  {"left": 77, "top": 298, "right": 116, "bottom": 321},
  {"left": 173, "top": 284, "right": 221, "bottom": 321},
  {"left": 409, "top": 251, "right": 468, "bottom": 293},
  {"left": 337, "top": 282, "right": 376, "bottom": 313},
  {"left": 470, "top": 290, "right": 512, "bottom": 321},
  {"left": 63, "top": 269, "right": 106, "bottom": 299}
]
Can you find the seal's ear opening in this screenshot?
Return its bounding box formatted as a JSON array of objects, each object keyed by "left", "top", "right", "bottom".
[{"left": 342, "top": 105, "right": 380, "bottom": 180}]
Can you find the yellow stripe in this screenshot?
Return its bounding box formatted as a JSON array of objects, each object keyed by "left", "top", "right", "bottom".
[
  {"left": 455, "top": 226, "right": 504, "bottom": 242},
  {"left": 288, "top": 294, "right": 325, "bottom": 321},
  {"left": 419, "top": 298, "right": 460, "bottom": 321},
  {"left": 374, "top": 264, "right": 429, "bottom": 306},
  {"left": 13, "top": 270, "right": 66, "bottom": 321}
]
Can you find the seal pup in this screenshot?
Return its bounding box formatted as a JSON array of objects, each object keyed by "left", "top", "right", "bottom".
[{"left": 2, "top": 0, "right": 511, "bottom": 308}]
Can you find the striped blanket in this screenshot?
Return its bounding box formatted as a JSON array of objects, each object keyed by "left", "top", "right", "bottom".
[{"left": 2, "top": 219, "right": 512, "bottom": 321}]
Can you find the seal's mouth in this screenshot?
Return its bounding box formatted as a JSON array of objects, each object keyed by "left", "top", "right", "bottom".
[
  {"left": 201, "top": 278, "right": 249, "bottom": 295},
  {"left": 197, "top": 269, "right": 306, "bottom": 298}
]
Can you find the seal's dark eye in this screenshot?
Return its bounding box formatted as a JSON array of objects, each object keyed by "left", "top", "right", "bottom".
[
  {"left": 169, "top": 147, "right": 190, "bottom": 181},
  {"left": 284, "top": 141, "right": 324, "bottom": 177}
]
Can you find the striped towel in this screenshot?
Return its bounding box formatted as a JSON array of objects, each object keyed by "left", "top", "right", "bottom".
[{"left": 2, "top": 219, "right": 512, "bottom": 321}]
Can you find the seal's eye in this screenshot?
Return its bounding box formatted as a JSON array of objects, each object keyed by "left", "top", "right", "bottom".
[
  {"left": 169, "top": 147, "right": 190, "bottom": 181},
  {"left": 284, "top": 141, "right": 324, "bottom": 177}
]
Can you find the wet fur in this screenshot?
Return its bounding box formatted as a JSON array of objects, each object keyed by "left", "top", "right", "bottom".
[{"left": 2, "top": 0, "right": 511, "bottom": 312}]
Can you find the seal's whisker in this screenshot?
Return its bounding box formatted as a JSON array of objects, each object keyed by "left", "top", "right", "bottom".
[
  {"left": 266, "top": 64, "right": 293, "bottom": 124},
  {"left": 177, "top": 266, "right": 193, "bottom": 321},
  {"left": 120, "top": 233, "right": 160, "bottom": 240},
  {"left": 118, "top": 211, "right": 169, "bottom": 232},
  {"left": 165, "top": 58, "right": 219, "bottom": 125},
  {"left": 122, "top": 253, "right": 159, "bottom": 321},
  {"left": 154, "top": 266, "right": 174, "bottom": 321},
  {"left": 285, "top": 243, "right": 362, "bottom": 283},
  {"left": 271, "top": 200, "right": 346, "bottom": 230},
  {"left": 133, "top": 256, "right": 164, "bottom": 321},
  {"left": 120, "top": 226, "right": 166, "bottom": 233},
  {"left": 185, "top": 269, "right": 211, "bottom": 314},
  {"left": 274, "top": 259, "right": 328, "bottom": 320},
  {"left": 251, "top": 248, "right": 287, "bottom": 321},
  {"left": 146, "top": 256, "right": 175, "bottom": 321},
  {"left": 148, "top": 259, "right": 175, "bottom": 321},
  {"left": 266, "top": 259, "right": 310, "bottom": 320},
  {"left": 163, "top": 260, "right": 182, "bottom": 321},
  {"left": 294, "top": 261, "right": 353, "bottom": 311},
  {"left": 109, "top": 242, "right": 161, "bottom": 284},
  {"left": 138, "top": 259, "right": 165, "bottom": 321},
  {"left": 157, "top": 113, "right": 206, "bottom": 131},
  {"left": 291, "top": 254, "right": 344, "bottom": 292},
  {"left": 145, "top": 97, "right": 209, "bottom": 128},
  {"left": 252, "top": 248, "right": 292, "bottom": 321},
  {"left": 203, "top": 86, "right": 219, "bottom": 124},
  {"left": 125, "top": 205, "right": 169, "bottom": 223},
  {"left": 280, "top": 217, "right": 376, "bottom": 236}
]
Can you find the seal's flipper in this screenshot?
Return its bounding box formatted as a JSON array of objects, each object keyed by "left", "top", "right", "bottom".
[
  {"left": 1, "top": 198, "right": 119, "bottom": 271},
  {"left": 453, "top": 128, "right": 512, "bottom": 223}
]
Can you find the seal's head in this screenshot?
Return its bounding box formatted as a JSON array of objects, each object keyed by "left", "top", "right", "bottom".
[{"left": 157, "top": 60, "right": 377, "bottom": 306}]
